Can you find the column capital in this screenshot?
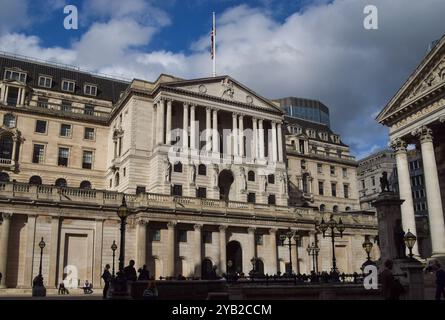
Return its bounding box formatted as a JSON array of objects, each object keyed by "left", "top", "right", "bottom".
[
  {"left": 206, "top": 106, "right": 212, "bottom": 112},
  {"left": 183, "top": 102, "right": 189, "bottom": 108},
  {"left": 247, "top": 227, "right": 256, "bottom": 234},
  {"left": 269, "top": 228, "right": 278, "bottom": 235},
  {"left": 190, "top": 103, "right": 197, "bottom": 108},
  {"left": 390, "top": 138, "right": 407, "bottom": 153},
  {"left": 219, "top": 225, "right": 227, "bottom": 232},
  {"left": 167, "top": 221, "right": 177, "bottom": 228},
  {"left": 166, "top": 98, "right": 173, "bottom": 104},
  {"left": 137, "top": 218, "right": 150, "bottom": 226},
  {"left": 1, "top": 212, "right": 13, "bottom": 220},
  {"left": 194, "top": 224, "right": 203, "bottom": 231},
  {"left": 439, "top": 115, "right": 445, "bottom": 123},
  {"left": 412, "top": 126, "right": 433, "bottom": 143}
]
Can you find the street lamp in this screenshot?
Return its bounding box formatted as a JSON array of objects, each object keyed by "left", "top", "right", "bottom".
[
  {"left": 279, "top": 228, "right": 300, "bottom": 275},
  {"left": 38, "top": 237, "right": 46, "bottom": 277},
  {"left": 117, "top": 196, "right": 129, "bottom": 272},
  {"left": 404, "top": 229, "right": 417, "bottom": 259},
  {"left": 362, "top": 238, "right": 373, "bottom": 262},
  {"left": 318, "top": 214, "right": 344, "bottom": 274},
  {"left": 111, "top": 240, "right": 117, "bottom": 277},
  {"left": 306, "top": 242, "right": 320, "bottom": 273}
]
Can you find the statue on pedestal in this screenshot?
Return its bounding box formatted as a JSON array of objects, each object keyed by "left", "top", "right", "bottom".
[
  {"left": 393, "top": 219, "right": 406, "bottom": 259},
  {"left": 164, "top": 160, "right": 172, "bottom": 183},
  {"left": 380, "top": 171, "right": 391, "bottom": 193},
  {"left": 189, "top": 164, "right": 197, "bottom": 185}
]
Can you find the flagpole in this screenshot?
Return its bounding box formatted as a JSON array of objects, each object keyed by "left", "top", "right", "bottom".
[{"left": 212, "top": 11, "right": 216, "bottom": 77}]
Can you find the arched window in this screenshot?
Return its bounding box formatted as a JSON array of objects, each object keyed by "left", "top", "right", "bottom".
[
  {"left": 55, "top": 178, "right": 67, "bottom": 187},
  {"left": 0, "top": 172, "right": 10, "bottom": 182},
  {"left": 333, "top": 205, "right": 339, "bottom": 213},
  {"left": 174, "top": 162, "right": 182, "bottom": 173},
  {"left": 115, "top": 172, "right": 120, "bottom": 187},
  {"left": 29, "top": 176, "right": 42, "bottom": 185},
  {"left": 198, "top": 164, "right": 206, "bottom": 176},
  {"left": 320, "top": 204, "right": 325, "bottom": 212},
  {"left": 345, "top": 206, "right": 351, "bottom": 211},
  {"left": 0, "top": 135, "right": 13, "bottom": 160},
  {"left": 3, "top": 114, "right": 16, "bottom": 128},
  {"left": 248, "top": 170, "right": 255, "bottom": 182},
  {"left": 80, "top": 181, "right": 92, "bottom": 189}
]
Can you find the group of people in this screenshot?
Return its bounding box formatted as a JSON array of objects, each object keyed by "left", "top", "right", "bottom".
[{"left": 101, "top": 260, "right": 158, "bottom": 299}]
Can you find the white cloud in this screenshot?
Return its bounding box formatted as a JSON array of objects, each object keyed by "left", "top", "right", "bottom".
[{"left": 0, "top": 0, "right": 29, "bottom": 34}]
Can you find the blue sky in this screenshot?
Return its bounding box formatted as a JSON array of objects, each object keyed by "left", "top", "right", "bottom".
[{"left": 0, "top": 0, "right": 444, "bottom": 158}]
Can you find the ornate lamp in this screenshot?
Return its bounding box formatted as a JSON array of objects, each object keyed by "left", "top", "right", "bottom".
[
  {"left": 117, "top": 197, "right": 129, "bottom": 220},
  {"left": 319, "top": 218, "right": 328, "bottom": 236},
  {"left": 337, "top": 218, "right": 345, "bottom": 236},
  {"left": 404, "top": 229, "right": 417, "bottom": 259},
  {"left": 38, "top": 237, "right": 46, "bottom": 276},
  {"left": 362, "top": 238, "right": 373, "bottom": 261},
  {"left": 111, "top": 240, "right": 117, "bottom": 277}
]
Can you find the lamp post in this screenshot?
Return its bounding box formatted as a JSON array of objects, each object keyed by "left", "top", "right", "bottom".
[
  {"left": 38, "top": 237, "right": 46, "bottom": 277},
  {"left": 362, "top": 238, "right": 373, "bottom": 262},
  {"left": 117, "top": 197, "right": 129, "bottom": 272},
  {"left": 111, "top": 240, "right": 117, "bottom": 277},
  {"left": 403, "top": 229, "right": 417, "bottom": 259},
  {"left": 306, "top": 242, "right": 320, "bottom": 273},
  {"left": 317, "top": 214, "right": 345, "bottom": 274},
  {"left": 279, "top": 229, "right": 300, "bottom": 275}
]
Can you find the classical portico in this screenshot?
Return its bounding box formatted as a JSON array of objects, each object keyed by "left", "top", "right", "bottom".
[{"left": 377, "top": 34, "right": 445, "bottom": 260}]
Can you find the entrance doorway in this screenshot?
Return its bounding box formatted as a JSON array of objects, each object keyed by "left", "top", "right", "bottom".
[
  {"left": 201, "top": 258, "right": 213, "bottom": 279},
  {"left": 218, "top": 169, "right": 234, "bottom": 201},
  {"left": 6, "top": 87, "right": 19, "bottom": 106},
  {"left": 226, "top": 240, "right": 242, "bottom": 274}
]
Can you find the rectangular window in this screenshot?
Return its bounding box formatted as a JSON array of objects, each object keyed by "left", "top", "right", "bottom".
[
  {"left": 255, "top": 234, "right": 264, "bottom": 246},
  {"left": 371, "top": 176, "right": 376, "bottom": 186},
  {"left": 4, "top": 69, "right": 27, "bottom": 83},
  {"left": 84, "top": 127, "right": 95, "bottom": 140},
  {"left": 82, "top": 150, "right": 93, "bottom": 170},
  {"left": 84, "top": 105, "right": 94, "bottom": 116},
  {"left": 178, "top": 230, "right": 187, "bottom": 243},
  {"left": 299, "top": 140, "right": 305, "bottom": 154},
  {"left": 151, "top": 229, "right": 161, "bottom": 242},
  {"left": 203, "top": 231, "right": 212, "bottom": 244},
  {"left": 136, "top": 186, "right": 146, "bottom": 195},
  {"left": 342, "top": 168, "right": 348, "bottom": 178},
  {"left": 361, "top": 180, "right": 365, "bottom": 189},
  {"left": 247, "top": 192, "right": 256, "bottom": 203},
  {"left": 331, "top": 183, "right": 337, "bottom": 197},
  {"left": 172, "top": 184, "right": 182, "bottom": 196},
  {"left": 58, "top": 147, "right": 69, "bottom": 167},
  {"left": 35, "top": 120, "right": 47, "bottom": 134},
  {"left": 84, "top": 84, "right": 97, "bottom": 96},
  {"left": 61, "top": 100, "right": 72, "bottom": 112},
  {"left": 32, "top": 144, "right": 45, "bottom": 164},
  {"left": 38, "top": 76, "right": 52, "bottom": 88},
  {"left": 330, "top": 166, "right": 335, "bottom": 175},
  {"left": 268, "top": 194, "right": 276, "bottom": 205},
  {"left": 37, "top": 97, "right": 49, "bottom": 109},
  {"left": 318, "top": 181, "right": 324, "bottom": 195},
  {"left": 62, "top": 80, "right": 75, "bottom": 92},
  {"left": 301, "top": 160, "right": 306, "bottom": 170},
  {"left": 60, "top": 124, "right": 72, "bottom": 137},
  {"left": 344, "top": 184, "right": 349, "bottom": 199},
  {"left": 317, "top": 163, "right": 323, "bottom": 174},
  {"left": 196, "top": 187, "right": 207, "bottom": 199}
]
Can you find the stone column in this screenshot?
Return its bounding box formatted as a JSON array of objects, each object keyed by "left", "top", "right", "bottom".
[
  {"left": 93, "top": 219, "right": 104, "bottom": 288},
  {"left": 291, "top": 231, "right": 298, "bottom": 274},
  {"left": 206, "top": 107, "right": 212, "bottom": 152},
  {"left": 391, "top": 138, "right": 419, "bottom": 256},
  {"left": 232, "top": 113, "right": 238, "bottom": 156},
  {"left": 271, "top": 122, "right": 278, "bottom": 163},
  {"left": 190, "top": 105, "right": 196, "bottom": 150},
  {"left": 219, "top": 225, "right": 227, "bottom": 274},
  {"left": 4, "top": 86, "right": 9, "bottom": 104},
  {"left": 212, "top": 109, "right": 219, "bottom": 154},
  {"left": 167, "top": 222, "right": 176, "bottom": 277},
  {"left": 48, "top": 217, "right": 60, "bottom": 288},
  {"left": 194, "top": 224, "right": 203, "bottom": 277},
  {"left": 258, "top": 119, "right": 265, "bottom": 159},
  {"left": 269, "top": 228, "right": 278, "bottom": 274},
  {"left": 0, "top": 213, "right": 12, "bottom": 288},
  {"left": 248, "top": 227, "right": 256, "bottom": 263},
  {"left": 416, "top": 127, "right": 445, "bottom": 257},
  {"left": 152, "top": 104, "right": 157, "bottom": 148},
  {"left": 239, "top": 115, "right": 244, "bottom": 157},
  {"left": 23, "top": 215, "right": 37, "bottom": 288},
  {"left": 136, "top": 219, "right": 149, "bottom": 269},
  {"left": 165, "top": 99, "right": 172, "bottom": 145},
  {"left": 277, "top": 123, "right": 283, "bottom": 163},
  {"left": 182, "top": 103, "right": 189, "bottom": 149},
  {"left": 252, "top": 118, "right": 258, "bottom": 159},
  {"left": 158, "top": 99, "right": 165, "bottom": 144}
]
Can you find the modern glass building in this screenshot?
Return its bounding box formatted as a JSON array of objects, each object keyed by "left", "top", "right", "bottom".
[{"left": 274, "top": 97, "right": 331, "bottom": 128}]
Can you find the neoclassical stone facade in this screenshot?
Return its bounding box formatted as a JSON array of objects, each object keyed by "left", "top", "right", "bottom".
[
  {"left": 0, "top": 53, "right": 377, "bottom": 289},
  {"left": 377, "top": 34, "right": 445, "bottom": 260}
]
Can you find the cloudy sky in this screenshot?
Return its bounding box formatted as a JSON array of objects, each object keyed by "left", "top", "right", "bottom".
[{"left": 0, "top": 0, "right": 444, "bottom": 159}]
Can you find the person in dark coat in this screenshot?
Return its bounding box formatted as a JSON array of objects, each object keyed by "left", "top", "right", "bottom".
[
  {"left": 123, "top": 260, "right": 137, "bottom": 281},
  {"left": 380, "top": 259, "right": 403, "bottom": 300},
  {"left": 101, "top": 264, "right": 112, "bottom": 299},
  {"left": 433, "top": 260, "right": 445, "bottom": 300},
  {"left": 138, "top": 265, "right": 150, "bottom": 281}
]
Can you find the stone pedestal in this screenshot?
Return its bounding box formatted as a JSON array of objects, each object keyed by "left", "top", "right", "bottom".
[
  {"left": 399, "top": 260, "right": 424, "bottom": 300},
  {"left": 32, "top": 285, "right": 47, "bottom": 297}
]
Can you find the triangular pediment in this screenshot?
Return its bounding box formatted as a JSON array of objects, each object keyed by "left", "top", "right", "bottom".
[
  {"left": 161, "top": 76, "right": 282, "bottom": 114},
  {"left": 377, "top": 34, "right": 445, "bottom": 124}
]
